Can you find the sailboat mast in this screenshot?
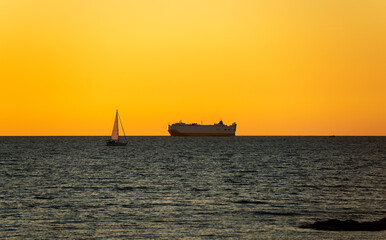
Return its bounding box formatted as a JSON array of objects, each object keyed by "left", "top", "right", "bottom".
[
  {"left": 116, "top": 109, "right": 119, "bottom": 140},
  {"left": 118, "top": 111, "right": 128, "bottom": 143}
]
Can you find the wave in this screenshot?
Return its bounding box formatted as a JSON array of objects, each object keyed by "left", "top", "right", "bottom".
[{"left": 234, "top": 200, "right": 266, "bottom": 205}]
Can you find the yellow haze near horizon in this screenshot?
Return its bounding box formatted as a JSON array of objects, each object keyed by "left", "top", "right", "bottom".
[{"left": 0, "top": 0, "right": 385, "bottom": 136}]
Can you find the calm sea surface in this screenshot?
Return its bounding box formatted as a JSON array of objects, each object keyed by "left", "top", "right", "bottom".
[{"left": 0, "top": 136, "right": 385, "bottom": 239}]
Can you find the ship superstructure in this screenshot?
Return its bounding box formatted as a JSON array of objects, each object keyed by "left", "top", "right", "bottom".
[{"left": 168, "top": 121, "right": 236, "bottom": 136}]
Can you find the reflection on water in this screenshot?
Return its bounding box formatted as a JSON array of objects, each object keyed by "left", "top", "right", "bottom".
[{"left": 0, "top": 136, "right": 385, "bottom": 239}]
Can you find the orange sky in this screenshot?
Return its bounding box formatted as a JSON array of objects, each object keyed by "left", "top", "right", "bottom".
[{"left": 0, "top": 0, "right": 385, "bottom": 136}]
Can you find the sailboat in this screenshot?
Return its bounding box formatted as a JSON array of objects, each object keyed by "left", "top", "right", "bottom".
[{"left": 106, "top": 110, "right": 127, "bottom": 146}]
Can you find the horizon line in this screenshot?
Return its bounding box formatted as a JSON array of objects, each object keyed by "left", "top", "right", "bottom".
[{"left": 0, "top": 135, "right": 385, "bottom": 137}]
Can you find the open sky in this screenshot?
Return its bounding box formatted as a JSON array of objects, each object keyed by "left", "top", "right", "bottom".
[{"left": 1, "top": 0, "right": 385, "bottom": 136}]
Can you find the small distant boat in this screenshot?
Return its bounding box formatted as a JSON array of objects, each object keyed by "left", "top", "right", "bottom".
[{"left": 106, "top": 110, "right": 127, "bottom": 146}]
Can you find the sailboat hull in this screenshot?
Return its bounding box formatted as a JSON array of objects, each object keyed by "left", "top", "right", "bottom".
[{"left": 106, "top": 140, "right": 127, "bottom": 146}]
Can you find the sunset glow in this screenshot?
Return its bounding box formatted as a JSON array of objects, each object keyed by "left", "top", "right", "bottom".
[{"left": 1, "top": 0, "right": 385, "bottom": 135}]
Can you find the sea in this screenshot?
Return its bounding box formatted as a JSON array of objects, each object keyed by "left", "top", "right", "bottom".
[{"left": 0, "top": 136, "right": 385, "bottom": 239}]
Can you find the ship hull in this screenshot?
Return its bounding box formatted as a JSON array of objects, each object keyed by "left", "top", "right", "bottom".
[
  {"left": 168, "top": 121, "right": 237, "bottom": 136},
  {"left": 168, "top": 129, "right": 235, "bottom": 137}
]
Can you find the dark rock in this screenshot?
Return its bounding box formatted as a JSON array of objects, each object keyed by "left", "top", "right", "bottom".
[{"left": 299, "top": 217, "right": 386, "bottom": 231}]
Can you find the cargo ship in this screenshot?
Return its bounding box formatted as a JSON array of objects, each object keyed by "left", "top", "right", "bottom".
[{"left": 168, "top": 121, "right": 237, "bottom": 136}]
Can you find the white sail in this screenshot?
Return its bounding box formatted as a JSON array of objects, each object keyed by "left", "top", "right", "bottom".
[{"left": 111, "top": 110, "right": 119, "bottom": 141}]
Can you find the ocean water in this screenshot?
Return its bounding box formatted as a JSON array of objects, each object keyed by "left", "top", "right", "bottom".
[{"left": 0, "top": 136, "right": 385, "bottom": 239}]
